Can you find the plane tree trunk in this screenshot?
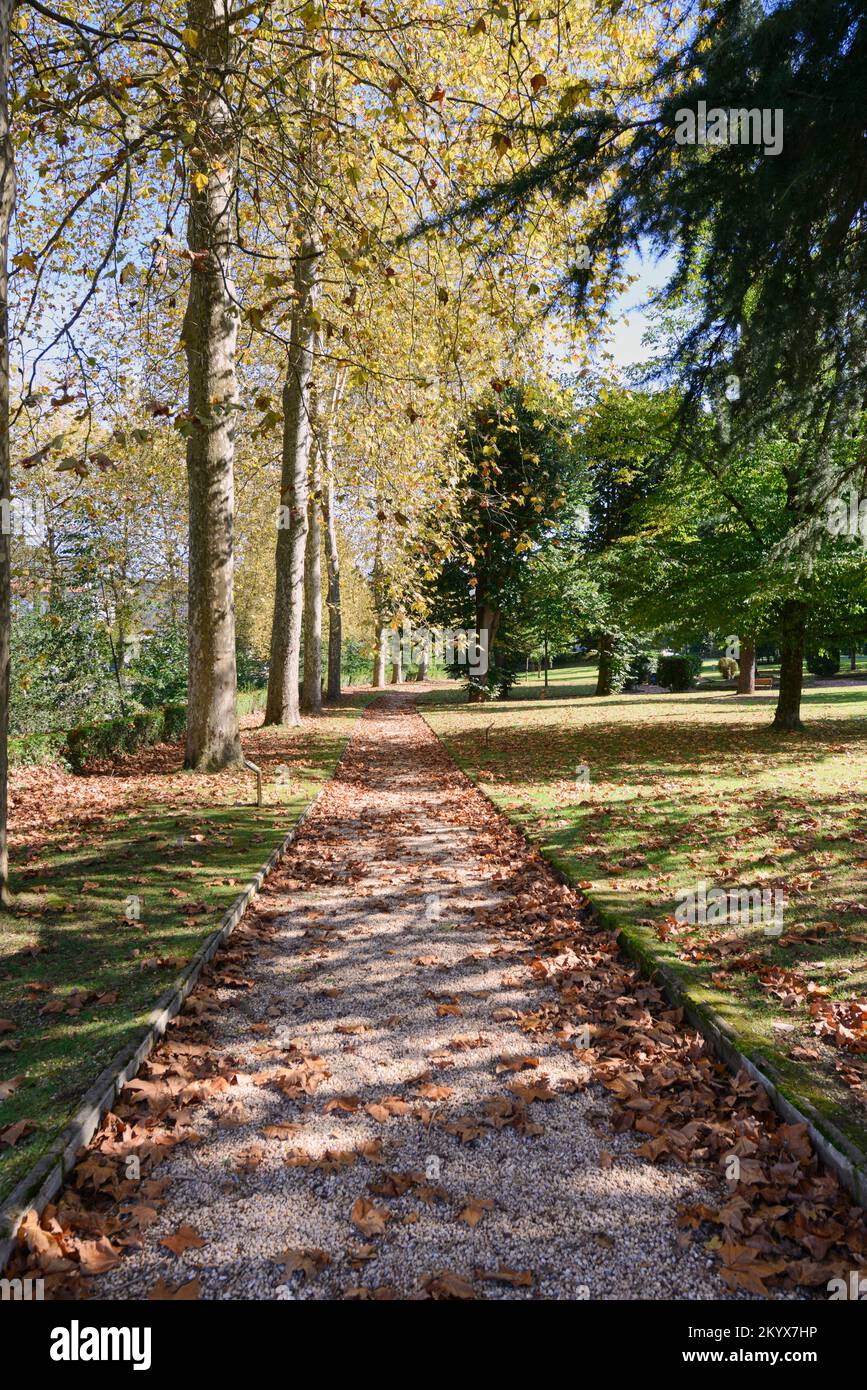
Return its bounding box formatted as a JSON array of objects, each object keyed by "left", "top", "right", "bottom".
[
  {"left": 264, "top": 227, "right": 318, "bottom": 726},
  {"left": 596, "top": 633, "right": 615, "bottom": 697},
  {"left": 321, "top": 370, "right": 345, "bottom": 702},
  {"left": 0, "top": 0, "right": 14, "bottom": 904},
  {"left": 183, "top": 0, "right": 242, "bottom": 771},
  {"left": 301, "top": 407, "right": 322, "bottom": 715},
  {"left": 323, "top": 462, "right": 341, "bottom": 701}
]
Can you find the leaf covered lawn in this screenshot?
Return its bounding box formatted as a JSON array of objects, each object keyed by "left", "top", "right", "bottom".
[
  {"left": 0, "top": 696, "right": 369, "bottom": 1202},
  {"left": 422, "top": 666, "right": 867, "bottom": 1156}
]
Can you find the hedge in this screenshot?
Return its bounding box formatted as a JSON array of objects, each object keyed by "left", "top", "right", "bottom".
[
  {"left": 9, "top": 702, "right": 187, "bottom": 771},
  {"left": 657, "top": 652, "right": 703, "bottom": 692},
  {"left": 7, "top": 730, "right": 68, "bottom": 767}
]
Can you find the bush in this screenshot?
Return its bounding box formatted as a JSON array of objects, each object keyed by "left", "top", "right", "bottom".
[
  {"left": 161, "top": 702, "right": 187, "bottom": 740},
  {"left": 718, "top": 656, "right": 738, "bottom": 679},
  {"left": 657, "top": 653, "right": 702, "bottom": 692},
  {"left": 126, "top": 626, "right": 188, "bottom": 707},
  {"left": 806, "top": 647, "right": 841, "bottom": 677},
  {"left": 236, "top": 641, "right": 269, "bottom": 692},
  {"left": 8, "top": 730, "right": 67, "bottom": 767},
  {"left": 452, "top": 650, "right": 520, "bottom": 702},
  {"left": 10, "top": 591, "right": 123, "bottom": 735},
  {"left": 622, "top": 646, "right": 658, "bottom": 690},
  {"left": 65, "top": 704, "right": 186, "bottom": 771},
  {"left": 341, "top": 638, "right": 372, "bottom": 686}
]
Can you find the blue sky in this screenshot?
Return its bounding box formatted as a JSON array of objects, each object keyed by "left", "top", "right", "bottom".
[{"left": 602, "top": 243, "right": 678, "bottom": 370}]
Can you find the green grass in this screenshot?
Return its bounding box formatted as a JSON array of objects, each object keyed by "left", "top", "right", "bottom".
[
  {"left": 421, "top": 665, "right": 867, "bottom": 1156},
  {"left": 0, "top": 696, "right": 370, "bottom": 1202}
]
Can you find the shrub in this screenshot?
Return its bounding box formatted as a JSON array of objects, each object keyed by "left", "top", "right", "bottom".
[
  {"left": 806, "top": 647, "right": 841, "bottom": 677},
  {"left": 657, "top": 653, "right": 702, "bottom": 692},
  {"left": 161, "top": 702, "right": 187, "bottom": 740},
  {"left": 8, "top": 730, "right": 67, "bottom": 767},
  {"left": 126, "top": 626, "right": 188, "bottom": 707},
  {"left": 236, "top": 641, "right": 269, "bottom": 691},
  {"left": 718, "top": 656, "right": 738, "bottom": 679},
  {"left": 65, "top": 704, "right": 186, "bottom": 771},
  {"left": 622, "top": 646, "right": 657, "bottom": 690},
  {"left": 341, "top": 638, "right": 373, "bottom": 686}
]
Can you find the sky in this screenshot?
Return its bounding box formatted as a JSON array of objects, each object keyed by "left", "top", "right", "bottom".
[{"left": 601, "top": 243, "right": 678, "bottom": 371}]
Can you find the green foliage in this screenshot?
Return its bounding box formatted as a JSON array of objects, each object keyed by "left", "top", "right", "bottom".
[
  {"left": 236, "top": 641, "right": 269, "bottom": 691},
  {"left": 127, "top": 627, "right": 188, "bottom": 707},
  {"left": 341, "top": 638, "right": 373, "bottom": 685},
  {"left": 10, "top": 591, "right": 123, "bottom": 736},
  {"left": 64, "top": 705, "right": 187, "bottom": 771},
  {"left": 425, "top": 383, "right": 580, "bottom": 638},
  {"left": 8, "top": 704, "right": 188, "bottom": 771},
  {"left": 657, "top": 653, "right": 702, "bottom": 692},
  {"left": 622, "top": 643, "right": 657, "bottom": 690},
  {"left": 806, "top": 647, "right": 841, "bottom": 678},
  {"left": 8, "top": 730, "right": 67, "bottom": 767},
  {"left": 718, "top": 656, "right": 738, "bottom": 679}
]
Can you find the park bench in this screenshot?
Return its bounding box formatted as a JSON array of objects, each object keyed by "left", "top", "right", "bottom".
[{"left": 754, "top": 674, "right": 775, "bottom": 689}]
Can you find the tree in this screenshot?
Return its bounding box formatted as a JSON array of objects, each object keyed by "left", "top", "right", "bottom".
[
  {"left": 511, "top": 546, "right": 591, "bottom": 690},
  {"left": 426, "top": 381, "right": 578, "bottom": 699},
  {"left": 181, "top": 3, "right": 242, "bottom": 769},
  {"left": 0, "top": 0, "right": 13, "bottom": 905},
  {"left": 440, "top": 0, "right": 867, "bottom": 727},
  {"left": 574, "top": 385, "right": 678, "bottom": 694}
]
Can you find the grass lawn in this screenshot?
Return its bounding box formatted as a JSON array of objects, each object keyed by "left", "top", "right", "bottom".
[
  {"left": 0, "top": 693, "right": 371, "bottom": 1203},
  {"left": 421, "top": 664, "right": 867, "bottom": 1156}
]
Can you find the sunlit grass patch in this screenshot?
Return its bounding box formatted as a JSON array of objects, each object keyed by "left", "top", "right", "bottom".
[{"left": 422, "top": 666, "right": 867, "bottom": 1152}]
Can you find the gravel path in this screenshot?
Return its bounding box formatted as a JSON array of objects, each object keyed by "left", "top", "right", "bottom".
[
  {"left": 18, "top": 693, "right": 863, "bottom": 1301},
  {"left": 81, "top": 693, "right": 731, "bottom": 1301}
]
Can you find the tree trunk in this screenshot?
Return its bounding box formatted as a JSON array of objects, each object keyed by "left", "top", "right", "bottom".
[
  {"left": 264, "top": 229, "right": 318, "bottom": 726},
  {"left": 373, "top": 623, "right": 387, "bottom": 688},
  {"left": 415, "top": 647, "right": 428, "bottom": 681},
  {"left": 773, "top": 600, "right": 807, "bottom": 731},
  {"left": 0, "top": 0, "right": 13, "bottom": 905},
  {"left": 596, "top": 633, "right": 614, "bottom": 696},
  {"left": 737, "top": 638, "right": 756, "bottom": 694},
  {"left": 390, "top": 644, "right": 403, "bottom": 684},
  {"left": 323, "top": 454, "right": 341, "bottom": 701},
  {"left": 300, "top": 434, "right": 322, "bottom": 715},
  {"left": 850, "top": 648, "right": 858, "bottom": 672},
  {"left": 469, "top": 601, "right": 499, "bottom": 702},
  {"left": 321, "top": 370, "right": 345, "bottom": 702},
  {"left": 182, "top": 0, "right": 242, "bottom": 772},
  {"left": 543, "top": 636, "right": 549, "bottom": 689}
]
